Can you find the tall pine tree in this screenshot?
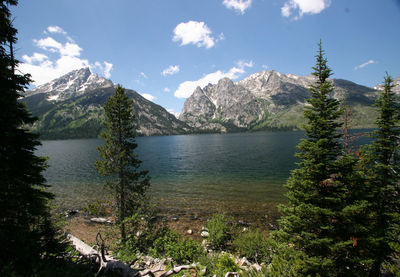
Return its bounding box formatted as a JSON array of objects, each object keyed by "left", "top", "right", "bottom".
[
  {"left": 96, "top": 85, "right": 150, "bottom": 241},
  {"left": 0, "top": 0, "right": 59, "bottom": 275},
  {"left": 360, "top": 74, "right": 400, "bottom": 276},
  {"left": 273, "top": 42, "right": 366, "bottom": 276}
]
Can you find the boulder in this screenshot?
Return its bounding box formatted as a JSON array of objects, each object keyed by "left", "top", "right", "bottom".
[{"left": 90, "top": 217, "right": 113, "bottom": 224}]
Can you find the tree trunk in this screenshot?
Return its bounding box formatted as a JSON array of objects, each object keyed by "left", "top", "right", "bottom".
[{"left": 66, "top": 233, "right": 135, "bottom": 277}]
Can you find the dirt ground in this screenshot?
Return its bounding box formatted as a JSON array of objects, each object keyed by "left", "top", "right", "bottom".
[{"left": 64, "top": 214, "right": 207, "bottom": 246}]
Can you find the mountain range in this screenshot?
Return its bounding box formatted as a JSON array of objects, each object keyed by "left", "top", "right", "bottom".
[
  {"left": 23, "top": 68, "right": 192, "bottom": 139},
  {"left": 22, "top": 68, "right": 397, "bottom": 139},
  {"left": 179, "top": 70, "right": 381, "bottom": 132}
]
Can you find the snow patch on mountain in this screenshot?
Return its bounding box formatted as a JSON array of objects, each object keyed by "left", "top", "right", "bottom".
[{"left": 27, "top": 67, "right": 113, "bottom": 101}]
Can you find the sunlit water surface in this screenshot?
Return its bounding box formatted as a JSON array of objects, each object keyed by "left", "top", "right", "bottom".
[{"left": 36, "top": 131, "right": 370, "bottom": 221}]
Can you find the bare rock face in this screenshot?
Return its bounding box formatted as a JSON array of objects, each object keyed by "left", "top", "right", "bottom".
[
  {"left": 180, "top": 70, "right": 378, "bottom": 132},
  {"left": 179, "top": 78, "right": 266, "bottom": 131},
  {"left": 28, "top": 67, "right": 113, "bottom": 101}
]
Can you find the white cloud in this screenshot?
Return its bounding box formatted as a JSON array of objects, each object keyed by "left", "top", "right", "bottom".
[
  {"left": 93, "top": 61, "right": 113, "bottom": 78},
  {"left": 167, "top": 109, "right": 180, "bottom": 118},
  {"left": 162, "top": 65, "right": 180, "bottom": 76},
  {"left": 281, "top": 0, "right": 331, "bottom": 20},
  {"left": 35, "top": 37, "right": 63, "bottom": 52},
  {"left": 22, "top": 53, "right": 48, "bottom": 64},
  {"left": 173, "top": 21, "right": 219, "bottom": 49},
  {"left": 218, "top": 33, "right": 226, "bottom": 42},
  {"left": 47, "top": 25, "right": 67, "bottom": 35},
  {"left": 262, "top": 64, "right": 269, "bottom": 70},
  {"left": 174, "top": 60, "right": 253, "bottom": 98},
  {"left": 140, "top": 72, "right": 148, "bottom": 79},
  {"left": 141, "top": 93, "right": 157, "bottom": 102},
  {"left": 222, "top": 0, "right": 252, "bottom": 14},
  {"left": 164, "top": 87, "right": 171, "bottom": 92},
  {"left": 19, "top": 26, "right": 113, "bottom": 86},
  {"left": 354, "top": 59, "right": 377, "bottom": 70}
]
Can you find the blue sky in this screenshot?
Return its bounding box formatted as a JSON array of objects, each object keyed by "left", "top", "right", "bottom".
[{"left": 12, "top": 0, "right": 400, "bottom": 115}]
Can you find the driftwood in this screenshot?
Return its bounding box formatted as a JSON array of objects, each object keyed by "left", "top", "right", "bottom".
[
  {"left": 67, "top": 232, "right": 136, "bottom": 277},
  {"left": 160, "top": 265, "right": 192, "bottom": 277}
]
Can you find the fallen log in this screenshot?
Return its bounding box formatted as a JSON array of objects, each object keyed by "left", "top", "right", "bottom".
[
  {"left": 160, "top": 265, "right": 192, "bottom": 277},
  {"left": 66, "top": 233, "right": 136, "bottom": 277}
]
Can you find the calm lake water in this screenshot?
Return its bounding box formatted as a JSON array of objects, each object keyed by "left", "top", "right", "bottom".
[{"left": 35, "top": 131, "right": 370, "bottom": 221}]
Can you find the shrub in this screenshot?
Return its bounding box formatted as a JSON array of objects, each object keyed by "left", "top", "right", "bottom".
[
  {"left": 268, "top": 242, "right": 309, "bottom": 277},
  {"left": 206, "top": 214, "right": 236, "bottom": 250},
  {"left": 150, "top": 229, "right": 204, "bottom": 264},
  {"left": 83, "top": 199, "right": 109, "bottom": 216},
  {"left": 233, "top": 229, "right": 273, "bottom": 263},
  {"left": 198, "top": 253, "right": 240, "bottom": 277},
  {"left": 216, "top": 253, "right": 240, "bottom": 274}
]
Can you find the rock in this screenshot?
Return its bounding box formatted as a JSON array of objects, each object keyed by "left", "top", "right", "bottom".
[
  {"left": 268, "top": 223, "right": 277, "bottom": 230},
  {"left": 201, "top": 226, "right": 209, "bottom": 232},
  {"left": 90, "top": 217, "right": 113, "bottom": 224},
  {"left": 187, "top": 229, "right": 193, "bottom": 235},
  {"left": 252, "top": 263, "right": 262, "bottom": 271},
  {"left": 171, "top": 217, "right": 178, "bottom": 221},
  {"left": 142, "top": 255, "right": 154, "bottom": 266},
  {"left": 201, "top": 231, "right": 209, "bottom": 238},
  {"left": 237, "top": 257, "right": 250, "bottom": 267},
  {"left": 237, "top": 220, "right": 251, "bottom": 226},
  {"left": 65, "top": 209, "right": 79, "bottom": 218}
]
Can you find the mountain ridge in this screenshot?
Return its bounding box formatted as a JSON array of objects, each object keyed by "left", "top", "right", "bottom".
[
  {"left": 179, "top": 70, "right": 379, "bottom": 132},
  {"left": 23, "top": 68, "right": 192, "bottom": 139}
]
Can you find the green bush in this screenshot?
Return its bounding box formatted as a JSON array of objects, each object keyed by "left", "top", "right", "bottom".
[
  {"left": 120, "top": 205, "right": 163, "bottom": 254},
  {"left": 216, "top": 253, "right": 240, "bottom": 274},
  {"left": 150, "top": 229, "right": 204, "bottom": 264},
  {"left": 83, "top": 199, "right": 108, "bottom": 216},
  {"left": 206, "top": 214, "right": 236, "bottom": 250},
  {"left": 233, "top": 229, "right": 273, "bottom": 263},
  {"left": 268, "top": 242, "right": 308, "bottom": 277},
  {"left": 198, "top": 253, "right": 240, "bottom": 277}
]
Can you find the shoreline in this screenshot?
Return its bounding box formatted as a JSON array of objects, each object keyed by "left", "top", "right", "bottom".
[{"left": 63, "top": 202, "right": 281, "bottom": 245}]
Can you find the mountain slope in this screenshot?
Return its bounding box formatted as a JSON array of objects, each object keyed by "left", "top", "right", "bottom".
[
  {"left": 23, "top": 68, "right": 192, "bottom": 139},
  {"left": 179, "top": 70, "right": 379, "bottom": 132}
]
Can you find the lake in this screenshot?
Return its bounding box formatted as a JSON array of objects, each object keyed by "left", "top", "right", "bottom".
[{"left": 35, "top": 131, "right": 370, "bottom": 221}]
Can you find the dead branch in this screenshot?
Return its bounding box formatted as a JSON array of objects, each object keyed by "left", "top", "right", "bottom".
[{"left": 66, "top": 232, "right": 136, "bottom": 277}]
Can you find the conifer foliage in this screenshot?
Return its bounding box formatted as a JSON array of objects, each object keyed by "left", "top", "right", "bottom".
[
  {"left": 0, "top": 0, "right": 59, "bottom": 275},
  {"left": 96, "top": 85, "right": 150, "bottom": 241},
  {"left": 274, "top": 42, "right": 352, "bottom": 275},
  {"left": 361, "top": 74, "right": 400, "bottom": 275}
]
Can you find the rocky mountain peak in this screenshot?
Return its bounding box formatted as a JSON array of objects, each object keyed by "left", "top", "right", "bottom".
[
  {"left": 373, "top": 75, "right": 400, "bottom": 94},
  {"left": 179, "top": 69, "right": 378, "bottom": 132},
  {"left": 28, "top": 67, "right": 114, "bottom": 101}
]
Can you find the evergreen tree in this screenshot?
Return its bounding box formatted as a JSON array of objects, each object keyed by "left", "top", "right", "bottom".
[
  {"left": 360, "top": 74, "right": 399, "bottom": 276},
  {"left": 96, "top": 85, "right": 150, "bottom": 241},
  {"left": 273, "top": 42, "right": 369, "bottom": 276},
  {"left": 0, "top": 0, "right": 59, "bottom": 275}
]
